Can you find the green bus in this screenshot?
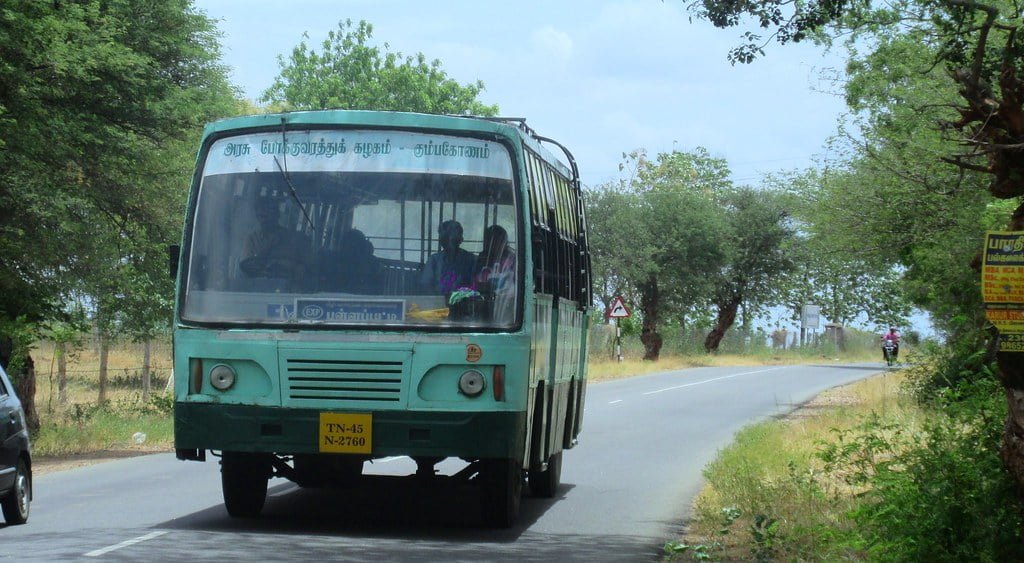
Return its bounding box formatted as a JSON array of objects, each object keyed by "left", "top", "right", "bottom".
[{"left": 172, "top": 110, "right": 592, "bottom": 527}]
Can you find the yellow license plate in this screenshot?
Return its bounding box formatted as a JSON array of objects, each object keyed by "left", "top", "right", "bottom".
[{"left": 318, "top": 412, "right": 372, "bottom": 454}]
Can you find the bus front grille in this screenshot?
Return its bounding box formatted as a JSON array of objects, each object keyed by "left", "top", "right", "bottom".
[{"left": 283, "top": 357, "right": 406, "bottom": 405}]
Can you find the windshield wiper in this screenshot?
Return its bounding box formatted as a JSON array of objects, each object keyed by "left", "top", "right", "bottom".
[{"left": 275, "top": 117, "right": 316, "bottom": 231}]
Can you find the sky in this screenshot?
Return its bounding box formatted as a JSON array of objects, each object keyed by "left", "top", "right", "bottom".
[{"left": 192, "top": 0, "right": 850, "bottom": 190}]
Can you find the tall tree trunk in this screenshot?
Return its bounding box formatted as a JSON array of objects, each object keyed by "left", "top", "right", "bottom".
[
  {"left": 57, "top": 341, "right": 67, "bottom": 405},
  {"left": 15, "top": 355, "right": 38, "bottom": 432},
  {"left": 704, "top": 295, "right": 742, "bottom": 352},
  {"left": 142, "top": 340, "right": 151, "bottom": 402},
  {"left": 638, "top": 276, "right": 662, "bottom": 361},
  {"left": 98, "top": 335, "right": 108, "bottom": 405},
  {"left": 0, "top": 336, "right": 39, "bottom": 432},
  {"left": 998, "top": 351, "right": 1024, "bottom": 498}
]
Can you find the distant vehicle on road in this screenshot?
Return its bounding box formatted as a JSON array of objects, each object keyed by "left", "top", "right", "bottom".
[{"left": 0, "top": 363, "right": 31, "bottom": 525}]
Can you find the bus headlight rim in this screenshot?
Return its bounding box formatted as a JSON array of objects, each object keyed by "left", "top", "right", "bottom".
[
  {"left": 458, "top": 369, "right": 486, "bottom": 397},
  {"left": 209, "top": 364, "right": 236, "bottom": 391}
]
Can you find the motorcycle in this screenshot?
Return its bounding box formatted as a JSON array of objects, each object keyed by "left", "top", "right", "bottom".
[{"left": 882, "top": 340, "right": 897, "bottom": 367}]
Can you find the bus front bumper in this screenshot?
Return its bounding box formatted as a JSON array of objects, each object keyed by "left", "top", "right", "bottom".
[{"left": 174, "top": 403, "right": 526, "bottom": 461}]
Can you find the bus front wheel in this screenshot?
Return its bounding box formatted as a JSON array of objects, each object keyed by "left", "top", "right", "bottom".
[
  {"left": 480, "top": 458, "right": 522, "bottom": 528},
  {"left": 221, "top": 452, "right": 270, "bottom": 518}
]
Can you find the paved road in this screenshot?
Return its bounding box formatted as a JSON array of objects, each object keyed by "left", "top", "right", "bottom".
[{"left": 0, "top": 363, "right": 883, "bottom": 562}]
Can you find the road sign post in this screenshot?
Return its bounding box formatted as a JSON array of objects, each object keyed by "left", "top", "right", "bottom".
[{"left": 606, "top": 296, "right": 632, "bottom": 362}]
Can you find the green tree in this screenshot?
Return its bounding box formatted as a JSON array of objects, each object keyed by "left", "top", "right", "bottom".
[
  {"left": 686, "top": 0, "right": 1024, "bottom": 507},
  {"left": 588, "top": 149, "right": 731, "bottom": 360},
  {"left": 263, "top": 19, "right": 498, "bottom": 115},
  {"left": 0, "top": 1, "right": 236, "bottom": 418},
  {"left": 776, "top": 170, "right": 915, "bottom": 331},
  {"left": 586, "top": 186, "right": 636, "bottom": 316},
  {"left": 704, "top": 187, "right": 796, "bottom": 352}
]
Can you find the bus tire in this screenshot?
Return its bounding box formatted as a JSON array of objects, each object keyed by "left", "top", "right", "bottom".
[
  {"left": 481, "top": 458, "right": 522, "bottom": 528},
  {"left": 528, "top": 451, "right": 562, "bottom": 498},
  {"left": 221, "top": 452, "right": 270, "bottom": 518}
]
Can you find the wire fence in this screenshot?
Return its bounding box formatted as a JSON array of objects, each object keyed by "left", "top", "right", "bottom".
[{"left": 31, "top": 339, "right": 174, "bottom": 409}]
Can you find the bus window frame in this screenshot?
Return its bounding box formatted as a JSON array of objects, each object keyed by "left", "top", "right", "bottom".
[{"left": 175, "top": 125, "right": 527, "bottom": 334}]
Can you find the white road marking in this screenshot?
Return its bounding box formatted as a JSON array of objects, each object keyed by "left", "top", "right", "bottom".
[
  {"left": 642, "top": 367, "right": 783, "bottom": 395},
  {"left": 375, "top": 456, "right": 407, "bottom": 464},
  {"left": 608, "top": 399, "right": 623, "bottom": 404},
  {"left": 84, "top": 531, "right": 168, "bottom": 557}
]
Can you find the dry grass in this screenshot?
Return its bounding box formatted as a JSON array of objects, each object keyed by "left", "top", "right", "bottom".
[
  {"left": 28, "top": 339, "right": 174, "bottom": 458},
  {"left": 31, "top": 339, "right": 173, "bottom": 410}
]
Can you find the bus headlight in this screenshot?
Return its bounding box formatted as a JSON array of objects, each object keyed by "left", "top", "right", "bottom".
[
  {"left": 458, "top": 370, "right": 485, "bottom": 397},
  {"left": 209, "top": 364, "right": 236, "bottom": 391}
]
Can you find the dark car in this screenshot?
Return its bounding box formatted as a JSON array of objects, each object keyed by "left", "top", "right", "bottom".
[{"left": 0, "top": 363, "right": 31, "bottom": 525}]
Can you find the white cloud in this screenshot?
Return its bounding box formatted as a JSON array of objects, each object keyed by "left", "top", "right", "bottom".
[{"left": 531, "top": 26, "right": 573, "bottom": 67}]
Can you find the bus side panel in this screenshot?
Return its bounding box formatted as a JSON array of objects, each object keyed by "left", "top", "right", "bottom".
[
  {"left": 560, "top": 306, "right": 588, "bottom": 449},
  {"left": 526, "top": 294, "right": 554, "bottom": 469},
  {"left": 547, "top": 302, "right": 574, "bottom": 458},
  {"left": 569, "top": 309, "right": 591, "bottom": 446},
  {"left": 554, "top": 303, "right": 589, "bottom": 451}
]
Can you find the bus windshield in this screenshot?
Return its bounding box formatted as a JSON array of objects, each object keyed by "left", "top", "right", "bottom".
[{"left": 181, "top": 129, "right": 520, "bottom": 330}]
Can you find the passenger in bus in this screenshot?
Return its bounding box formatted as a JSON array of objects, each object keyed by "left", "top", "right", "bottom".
[
  {"left": 474, "top": 224, "right": 517, "bottom": 324},
  {"left": 420, "top": 220, "right": 476, "bottom": 295},
  {"left": 335, "top": 229, "right": 382, "bottom": 293},
  {"left": 239, "top": 197, "right": 310, "bottom": 282},
  {"left": 474, "top": 225, "right": 515, "bottom": 286}
]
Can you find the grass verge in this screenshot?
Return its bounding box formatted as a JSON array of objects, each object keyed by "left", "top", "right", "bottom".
[
  {"left": 666, "top": 372, "right": 916, "bottom": 561},
  {"left": 667, "top": 365, "right": 1023, "bottom": 561}
]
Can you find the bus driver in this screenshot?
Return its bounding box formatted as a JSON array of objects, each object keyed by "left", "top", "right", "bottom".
[{"left": 239, "top": 197, "right": 309, "bottom": 280}]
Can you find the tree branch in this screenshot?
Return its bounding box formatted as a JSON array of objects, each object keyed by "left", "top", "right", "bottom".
[{"left": 945, "top": 0, "right": 999, "bottom": 91}]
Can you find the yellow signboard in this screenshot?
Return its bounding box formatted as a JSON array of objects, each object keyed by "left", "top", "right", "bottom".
[
  {"left": 1000, "top": 333, "right": 1024, "bottom": 352},
  {"left": 983, "top": 232, "right": 1024, "bottom": 352},
  {"left": 982, "top": 232, "right": 1024, "bottom": 305},
  {"left": 985, "top": 309, "right": 1024, "bottom": 333}
]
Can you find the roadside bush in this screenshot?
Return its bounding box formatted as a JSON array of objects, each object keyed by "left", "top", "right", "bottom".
[
  {"left": 678, "top": 359, "right": 1023, "bottom": 562},
  {"left": 901, "top": 329, "right": 993, "bottom": 404},
  {"left": 688, "top": 421, "right": 860, "bottom": 561},
  {"left": 819, "top": 376, "right": 1024, "bottom": 561}
]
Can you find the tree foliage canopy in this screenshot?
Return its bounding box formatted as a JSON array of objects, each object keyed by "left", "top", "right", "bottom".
[
  {"left": 0, "top": 0, "right": 235, "bottom": 332},
  {"left": 686, "top": 0, "right": 1024, "bottom": 509},
  {"left": 263, "top": 19, "right": 499, "bottom": 115}
]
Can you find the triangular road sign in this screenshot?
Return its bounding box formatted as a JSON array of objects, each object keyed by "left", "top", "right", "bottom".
[{"left": 607, "top": 296, "right": 631, "bottom": 318}]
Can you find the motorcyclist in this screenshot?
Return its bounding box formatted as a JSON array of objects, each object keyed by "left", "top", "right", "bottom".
[{"left": 881, "top": 327, "right": 901, "bottom": 362}]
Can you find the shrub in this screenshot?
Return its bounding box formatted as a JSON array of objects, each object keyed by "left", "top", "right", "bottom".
[
  {"left": 901, "top": 329, "right": 993, "bottom": 405},
  {"left": 819, "top": 377, "right": 1024, "bottom": 561}
]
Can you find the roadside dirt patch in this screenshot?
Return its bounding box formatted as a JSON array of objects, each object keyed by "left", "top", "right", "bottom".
[
  {"left": 779, "top": 385, "right": 863, "bottom": 423},
  {"left": 33, "top": 447, "right": 171, "bottom": 476}
]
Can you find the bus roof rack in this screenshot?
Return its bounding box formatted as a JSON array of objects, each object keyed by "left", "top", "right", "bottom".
[
  {"left": 449, "top": 115, "right": 536, "bottom": 136},
  {"left": 450, "top": 115, "right": 579, "bottom": 187}
]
